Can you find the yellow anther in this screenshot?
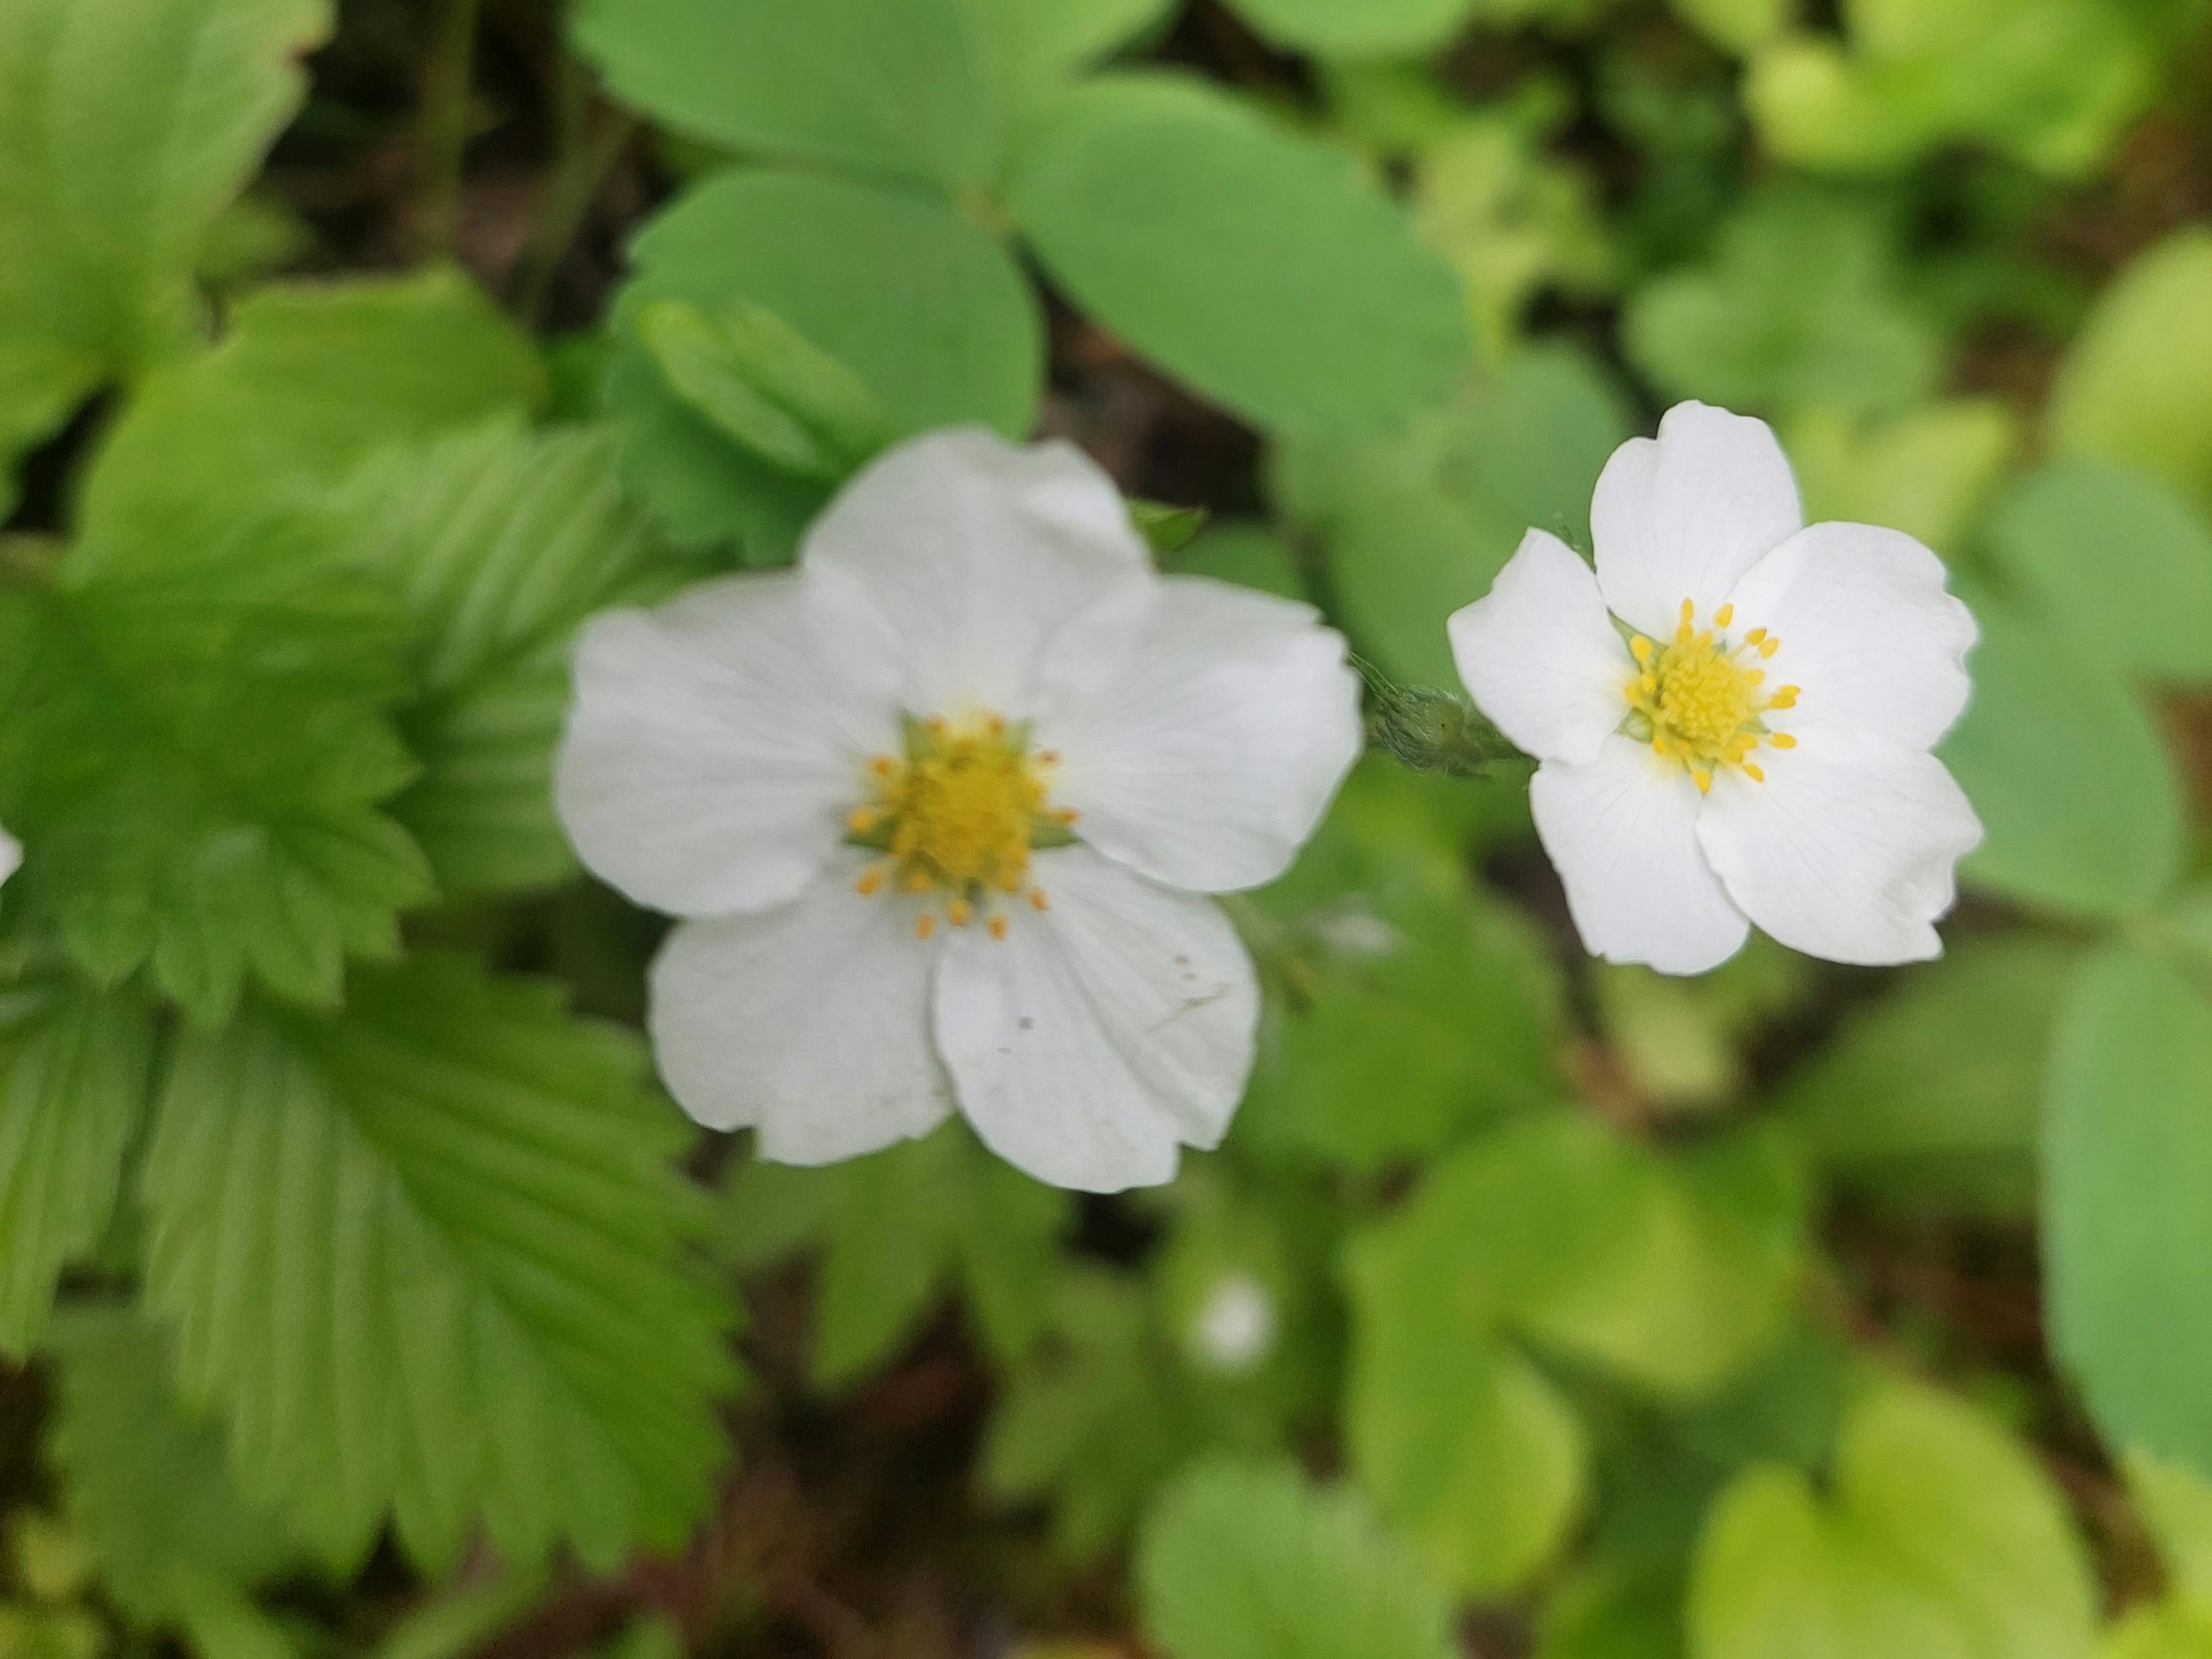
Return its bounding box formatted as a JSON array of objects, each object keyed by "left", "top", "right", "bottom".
[
  {"left": 988, "top": 915, "right": 1009, "bottom": 941},
  {"left": 948, "top": 897, "right": 974, "bottom": 929},
  {"left": 905, "top": 869, "right": 933, "bottom": 894},
  {"left": 1771, "top": 733, "right": 1797, "bottom": 749},
  {"left": 1768, "top": 686, "right": 1799, "bottom": 709},
  {"left": 1631, "top": 636, "right": 1654, "bottom": 664},
  {"left": 1744, "top": 627, "right": 1767, "bottom": 646},
  {"left": 1622, "top": 595, "right": 1799, "bottom": 789},
  {"left": 1758, "top": 637, "right": 1779, "bottom": 659},
  {"left": 1743, "top": 762, "right": 1765, "bottom": 782},
  {"left": 1695, "top": 630, "right": 1713, "bottom": 650},
  {"left": 847, "top": 711, "right": 1069, "bottom": 908},
  {"left": 1037, "top": 749, "right": 1060, "bottom": 765},
  {"left": 1028, "top": 889, "right": 1050, "bottom": 912},
  {"left": 855, "top": 865, "right": 887, "bottom": 896},
  {"left": 1746, "top": 669, "right": 1764, "bottom": 685},
  {"left": 1692, "top": 768, "right": 1713, "bottom": 793},
  {"left": 869, "top": 755, "right": 899, "bottom": 779},
  {"left": 915, "top": 914, "right": 937, "bottom": 940},
  {"left": 1715, "top": 604, "right": 1734, "bottom": 627},
  {"left": 1054, "top": 807, "right": 1080, "bottom": 826},
  {"left": 1680, "top": 599, "right": 1695, "bottom": 626},
  {"left": 847, "top": 806, "right": 880, "bottom": 834}
]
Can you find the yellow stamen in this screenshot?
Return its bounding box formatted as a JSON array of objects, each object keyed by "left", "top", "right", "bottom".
[
  {"left": 1758, "top": 637, "right": 1778, "bottom": 659},
  {"left": 1679, "top": 599, "right": 1695, "bottom": 626},
  {"left": 1743, "top": 762, "right": 1765, "bottom": 782},
  {"left": 915, "top": 914, "right": 936, "bottom": 940},
  {"left": 848, "top": 711, "right": 1071, "bottom": 910},
  {"left": 1744, "top": 627, "right": 1767, "bottom": 646},
  {"left": 855, "top": 865, "right": 887, "bottom": 896},
  {"left": 847, "top": 806, "right": 880, "bottom": 834},
  {"left": 1771, "top": 733, "right": 1797, "bottom": 749},
  {"left": 1714, "top": 604, "right": 1734, "bottom": 627},
  {"left": 948, "top": 897, "right": 974, "bottom": 929},
  {"left": 1631, "top": 636, "right": 1654, "bottom": 664},
  {"left": 1028, "top": 889, "right": 1050, "bottom": 912},
  {"left": 1692, "top": 768, "right": 1712, "bottom": 794},
  {"left": 1618, "top": 596, "right": 1795, "bottom": 790},
  {"left": 988, "top": 915, "right": 1009, "bottom": 941}
]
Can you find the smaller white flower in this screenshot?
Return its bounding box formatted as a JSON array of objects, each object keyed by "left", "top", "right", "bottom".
[
  {"left": 1449, "top": 401, "right": 1983, "bottom": 975},
  {"left": 557, "top": 427, "right": 1363, "bottom": 1192},
  {"left": 1187, "top": 1270, "right": 1278, "bottom": 1376}
]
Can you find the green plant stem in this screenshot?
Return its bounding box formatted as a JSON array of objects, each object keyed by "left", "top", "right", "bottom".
[
  {"left": 413, "top": 0, "right": 483, "bottom": 259},
  {"left": 511, "top": 56, "right": 636, "bottom": 324}
]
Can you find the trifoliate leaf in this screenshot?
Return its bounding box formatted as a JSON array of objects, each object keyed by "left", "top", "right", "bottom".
[
  {"left": 1987, "top": 461, "right": 2212, "bottom": 683},
  {"left": 0, "top": 528, "right": 430, "bottom": 1023},
  {"left": 0, "top": 970, "right": 154, "bottom": 1355},
  {"left": 332, "top": 420, "right": 672, "bottom": 898},
  {"left": 78, "top": 269, "right": 546, "bottom": 556},
  {"left": 608, "top": 168, "right": 1042, "bottom": 555},
  {"left": 1687, "top": 1376, "right": 2099, "bottom": 1659},
  {"left": 1941, "top": 593, "right": 2185, "bottom": 919},
  {"left": 45, "top": 1305, "right": 301, "bottom": 1624},
  {"left": 0, "top": 0, "right": 332, "bottom": 480},
  {"left": 1008, "top": 74, "right": 1469, "bottom": 437},
  {"left": 1623, "top": 185, "right": 1938, "bottom": 421},
  {"left": 2046, "top": 934, "right": 2212, "bottom": 1488},
  {"left": 1777, "top": 935, "right": 2080, "bottom": 1217},
  {"left": 572, "top": 0, "right": 998, "bottom": 193},
  {"left": 1137, "top": 1461, "right": 1457, "bottom": 1659},
  {"left": 2050, "top": 232, "right": 2212, "bottom": 517},
  {"left": 137, "top": 951, "right": 737, "bottom": 1574}
]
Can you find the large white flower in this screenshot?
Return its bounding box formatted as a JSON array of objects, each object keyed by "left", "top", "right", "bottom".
[
  {"left": 557, "top": 427, "right": 1363, "bottom": 1192},
  {"left": 1449, "top": 401, "right": 1983, "bottom": 975}
]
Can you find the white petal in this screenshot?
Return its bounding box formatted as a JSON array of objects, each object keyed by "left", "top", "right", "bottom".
[
  {"left": 1721, "top": 522, "right": 1977, "bottom": 752},
  {"left": 1696, "top": 730, "right": 1983, "bottom": 967},
  {"left": 0, "top": 827, "right": 18, "bottom": 887},
  {"left": 1037, "top": 576, "right": 1363, "bottom": 895},
  {"left": 1591, "top": 402, "right": 1803, "bottom": 638},
  {"left": 799, "top": 426, "right": 1153, "bottom": 718},
  {"left": 932, "top": 847, "right": 1257, "bottom": 1192},
  {"left": 649, "top": 857, "right": 951, "bottom": 1161},
  {"left": 1449, "top": 529, "right": 1634, "bottom": 766},
  {"left": 1530, "top": 736, "right": 1751, "bottom": 975},
  {"left": 556, "top": 573, "right": 893, "bottom": 917}
]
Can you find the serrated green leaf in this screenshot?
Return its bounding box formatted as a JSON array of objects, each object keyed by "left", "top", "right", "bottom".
[
  {"left": 0, "top": 0, "right": 332, "bottom": 478},
  {"left": 78, "top": 269, "right": 546, "bottom": 558},
  {"left": 0, "top": 972, "right": 154, "bottom": 1354},
  {"left": 1009, "top": 74, "right": 1469, "bottom": 437},
  {"left": 1137, "top": 1461, "right": 1457, "bottom": 1659},
  {"left": 1778, "top": 935, "right": 2079, "bottom": 1217},
  {"left": 46, "top": 1305, "right": 301, "bottom": 1623},
  {"left": 1940, "top": 593, "right": 2184, "bottom": 919},
  {"left": 1687, "top": 1376, "right": 2098, "bottom": 1659},
  {"left": 608, "top": 168, "right": 1042, "bottom": 555},
  {"left": 2046, "top": 935, "right": 2212, "bottom": 1488},
  {"left": 1987, "top": 461, "right": 2212, "bottom": 681},
  {"left": 332, "top": 419, "right": 670, "bottom": 898},
  {"left": 2050, "top": 232, "right": 2212, "bottom": 516},
  {"left": 573, "top": 0, "right": 998, "bottom": 193},
  {"left": 138, "top": 950, "right": 737, "bottom": 1574}
]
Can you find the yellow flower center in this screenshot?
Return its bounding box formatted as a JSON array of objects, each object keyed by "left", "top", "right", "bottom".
[
  {"left": 1623, "top": 599, "right": 1801, "bottom": 793},
  {"left": 846, "top": 713, "right": 1073, "bottom": 938}
]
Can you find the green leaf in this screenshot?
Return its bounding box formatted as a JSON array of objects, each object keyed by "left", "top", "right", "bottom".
[
  {"left": 332, "top": 419, "right": 670, "bottom": 898},
  {"left": 0, "top": 0, "right": 332, "bottom": 475},
  {"left": 0, "top": 971, "right": 154, "bottom": 1354},
  {"left": 968, "top": 0, "right": 1173, "bottom": 98},
  {"left": 1623, "top": 185, "right": 1938, "bottom": 420},
  {"left": 2045, "top": 936, "right": 2212, "bottom": 1486},
  {"left": 1129, "top": 501, "right": 1210, "bottom": 558},
  {"left": 1538, "top": 1558, "right": 1687, "bottom": 1659},
  {"left": 1009, "top": 74, "right": 1469, "bottom": 437},
  {"left": 1137, "top": 1461, "right": 1457, "bottom": 1659},
  {"left": 1169, "top": 522, "right": 1306, "bottom": 603},
  {"left": 1687, "top": 1376, "right": 2098, "bottom": 1659},
  {"left": 2106, "top": 1604, "right": 2212, "bottom": 1659},
  {"left": 609, "top": 168, "right": 1042, "bottom": 555},
  {"left": 1987, "top": 461, "right": 2212, "bottom": 682},
  {"left": 46, "top": 1305, "right": 301, "bottom": 1624},
  {"left": 78, "top": 269, "right": 546, "bottom": 558},
  {"left": 0, "top": 531, "right": 431, "bottom": 1022},
  {"left": 2051, "top": 232, "right": 2212, "bottom": 516},
  {"left": 1940, "top": 594, "right": 2185, "bottom": 919},
  {"left": 1222, "top": 0, "right": 1478, "bottom": 54},
  {"left": 571, "top": 0, "right": 997, "bottom": 192},
  {"left": 1777, "top": 935, "right": 2080, "bottom": 1217},
  {"left": 635, "top": 300, "right": 890, "bottom": 482},
  {"left": 2127, "top": 1449, "right": 2212, "bottom": 1608},
  {"left": 137, "top": 951, "right": 737, "bottom": 1573},
  {"left": 1785, "top": 399, "right": 2019, "bottom": 558}
]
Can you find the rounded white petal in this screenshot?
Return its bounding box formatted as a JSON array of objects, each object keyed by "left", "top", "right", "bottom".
[
  {"left": 799, "top": 426, "right": 1153, "bottom": 718},
  {"left": 1720, "top": 521, "right": 1977, "bottom": 752},
  {"left": 931, "top": 847, "right": 1258, "bottom": 1193},
  {"left": 1449, "top": 529, "right": 1633, "bottom": 766},
  {"left": 649, "top": 857, "right": 951, "bottom": 1161},
  {"left": 1530, "top": 736, "right": 1751, "bottom": 975},
  {"left": 1592, "top": 402, "right": 1803, "bottom": 638},
  {"left": 556, "top": 573, "right": 893, "bottom": 918},
  {"left": 1037, "top": 576, "right": 1363, "bottom": 895},
  {"left": 0, "top": 827, "right": 18, "bottom": 888},
  {"left": 1696, "top": 730, "right": 1983, "bottom": 967}
]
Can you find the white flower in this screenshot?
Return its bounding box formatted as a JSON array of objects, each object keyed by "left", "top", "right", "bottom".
[
  {"left": 556, "top": 427, "right": 1363, "bottom": 1192},
  {"left": 1449, "top": 401, "right": 1983, "bottom": 975}
]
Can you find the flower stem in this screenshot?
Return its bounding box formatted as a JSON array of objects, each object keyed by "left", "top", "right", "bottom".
[{"left": 1363, "top": 672, "right": 1524, "bottom": 778}]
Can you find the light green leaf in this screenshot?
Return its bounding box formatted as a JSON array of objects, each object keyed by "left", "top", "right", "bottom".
[
  {"left": 1137, "top": 1461, "right": 1457, "bottom": 1659},
  {"left": 46, "top": 1305, "right": 301, "bottom": 1624},
  {"left": 609, "top": 168, "right": 1042, "bottom": 554},
  {"left": 138, "top": 951, "right": 737, "bottom": 1574},
  {"left": 968, "top": 0, "right": 1173, "bottom": 98},
  {"left": 1222, "top": 0, "right": 1478, "bottom": 54},
  {"left": 1785, "top": 399, "right": 2019, "bottom": 558},
  {"left": 2127, "top": 1449, "right": 2212, "bottom": 1608},
  {"left": 571, "top": 0, "right": 997, "bottom": 192},
  {"left": 0, "top": 0, "right": 332, "bottom": 475},
  {"left": 2105, "top": 1604, "right": 2212, "bottom": 1659},
  {"left": 1777, "top": 935, "right": 2079, "bottom": 1217},
  {"left": 2046, "top": 937, "right": 2212, "bottom": 1486},
  {"left": 1987, "top": 461, "right": 2212, "bottom": 681},
  {"left": 1624, "top": 185, "right": 1938, "bottom": 420},
  {"left": 1670, "top": 0, "right": 1788, "bottom": 53},
  {"left": 1169, "top": 523, "right": 1306, "bottom": 603},
  {"left": 1009, "top": 74, "right": 1469, "bottom": 437},
  {"left": 1688, "top": 1376, "right": 2098, "bottom": 1659},
  {"left": 332, "top": 420, "right": 669, "bottom": 898},
  {"left": 2050, "top": 232, "right": 2212, "bottom": 516},
  {"left": 1940, "top": 594, "right": 2185, "bottom": 918},
  {"left": 78, "top": 269, "right": 546, "bottom": 559},
  {"left": 0, "top": 971, "right": 154, "bottom": 1354}
]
